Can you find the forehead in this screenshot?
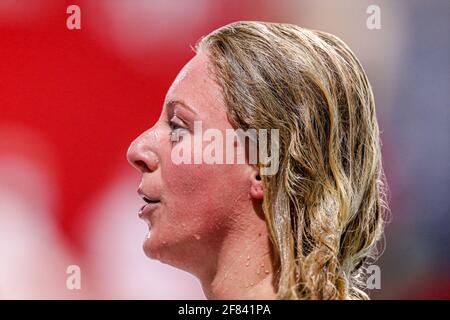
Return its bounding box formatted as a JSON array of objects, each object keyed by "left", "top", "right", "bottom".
[{"left": 165, "top": 51, "right": 224, "bottom": 113}]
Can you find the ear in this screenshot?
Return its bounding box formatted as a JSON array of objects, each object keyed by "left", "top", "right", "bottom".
[{"left": 249, "top": 171, "right": 264, "bottom": 200}]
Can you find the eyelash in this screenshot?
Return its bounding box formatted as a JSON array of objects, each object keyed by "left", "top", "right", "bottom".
[
  {"left": 168, "top": 118, "right": 186, "bottom": 141},
  {"left": 169, "top": 120, "right": 183, "bottom": 132}
]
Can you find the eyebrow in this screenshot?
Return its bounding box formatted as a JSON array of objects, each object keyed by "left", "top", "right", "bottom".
[{"left": 165, "top": 99, "right": 197, "bottom": 115}]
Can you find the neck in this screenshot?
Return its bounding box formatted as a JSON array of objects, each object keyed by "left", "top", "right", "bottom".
[{"left": 200, "top": 220, "right": 277, "bottom": 300}]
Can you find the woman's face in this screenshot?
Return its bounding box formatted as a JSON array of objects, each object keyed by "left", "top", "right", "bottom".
[{"left": 126, "top": 51, "right": 258, "bottom": 274}]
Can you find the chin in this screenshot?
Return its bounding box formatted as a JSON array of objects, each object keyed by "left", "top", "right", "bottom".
[
  {"left": 142, "top": 230, "right": 208, "bottom": 275},
  {"left": 142, "top": 230, "right": 182, "bottom": 262},
  {"left": 142, "top": 231, "right": 165, "bottom": 261}
]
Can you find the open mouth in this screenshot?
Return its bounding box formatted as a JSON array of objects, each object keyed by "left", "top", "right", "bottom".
[{"left": 137, "top": 188, "right": 161, "bottom": 220}]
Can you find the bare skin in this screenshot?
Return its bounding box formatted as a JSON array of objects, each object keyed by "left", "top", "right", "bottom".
[{"left": 127, "top": 51, "right": 277, "bottom": 299}]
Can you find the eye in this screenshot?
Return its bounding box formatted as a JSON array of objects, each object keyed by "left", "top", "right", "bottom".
[
  {"left": 168, "top": 117, "right": 186, "bottom": 142},
  {"left": 169, "top": 120, "right": 182, "bottom": 131}
]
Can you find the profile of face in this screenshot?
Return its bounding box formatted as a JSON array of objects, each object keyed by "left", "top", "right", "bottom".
[
  {"left": 126, "top": 21, "right": 386, "bottom": 300},
  {"left": 126, "top": 51, "right": 265, "bottom": 281}
]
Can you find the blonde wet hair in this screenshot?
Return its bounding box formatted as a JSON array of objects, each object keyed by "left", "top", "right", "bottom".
[{"left": 198, "top": 21, "right": 389, "bottom": 300}]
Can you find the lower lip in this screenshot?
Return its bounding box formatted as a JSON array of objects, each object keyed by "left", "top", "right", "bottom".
[{"left": 138, "top": 202, "right": 160, "bottom": 220}]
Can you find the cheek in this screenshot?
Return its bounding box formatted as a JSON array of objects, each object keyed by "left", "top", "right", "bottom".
[
  {"left": 164, "top": 161, "right": 223, "bottom": 212},
  {"left": 160, "top": 157, "right": 249, "bottom": 234},
  {"left": 161, "top": 136, "right": 229, "bottom": 203}
]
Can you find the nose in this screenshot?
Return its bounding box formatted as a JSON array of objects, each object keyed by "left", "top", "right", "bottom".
[{"left": 127, "top": 131, "right": 159, "bottom": 173}]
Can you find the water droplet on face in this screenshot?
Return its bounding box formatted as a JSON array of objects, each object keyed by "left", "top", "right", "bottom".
[
  {"left": 256, "top": 269, "right": 260, "bottom": 275},
  {"left": 194, "top": 234, "right": 201, "bottom": 240},
  {"left": 245, "top": 262, "right": 250, "bottom": 267},
  {"left": 250, "top": 282, "right": 254, "bottom": 286},
  {"left": 162, "top": 241, "right": 167, "bottom": 245},
  {"left": 247, "top": 255, "right": 250, "bottom": 260},
  {"left": 265, "top": 270, "right": 270, "bottom": 274}
]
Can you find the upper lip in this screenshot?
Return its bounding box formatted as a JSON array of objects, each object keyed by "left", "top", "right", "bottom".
[{"left": 138, "top": 187, "right": 160, "bottom": 204}]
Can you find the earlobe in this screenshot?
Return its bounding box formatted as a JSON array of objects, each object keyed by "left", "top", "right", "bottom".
[{"left": 250, "top": 174, "right": 264, "bottom": 200}]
